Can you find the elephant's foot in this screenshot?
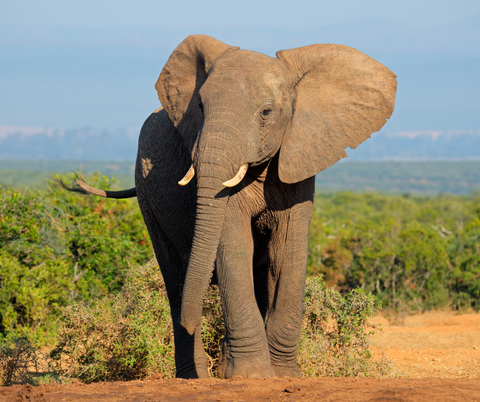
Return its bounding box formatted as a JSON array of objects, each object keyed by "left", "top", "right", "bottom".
[
  {"left": 272, "top": 364, "right": 302, "bottom": 378},
  {"left": 218, "top": 338, "right": 274, "bottom": 379},
  {"left": 224, "top": 358, "right": 276, "bottom": 379}
]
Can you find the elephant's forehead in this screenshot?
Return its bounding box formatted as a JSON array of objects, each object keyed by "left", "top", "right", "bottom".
[{"left": 207, "top": 50, "right": 286, "bottom": 92}]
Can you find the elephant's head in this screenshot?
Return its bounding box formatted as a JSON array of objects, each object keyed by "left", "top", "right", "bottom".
[{"left": 155, "top": 35, "right": 397, "bottom": 335}]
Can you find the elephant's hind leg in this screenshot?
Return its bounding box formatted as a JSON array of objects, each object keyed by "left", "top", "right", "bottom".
[
  {"left": 265, "top": 202, "right": 313, "bottom": 378},
  {"left": 137, "top": 198, "right": 208, "bottom": 379}
]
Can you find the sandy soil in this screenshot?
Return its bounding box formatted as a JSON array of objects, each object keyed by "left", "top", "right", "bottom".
[
  {"left": 2, "top": 311, "right": 480, "bottom": 401},
  {"left": 371, "top": 311, "right": 480, "bottom": 379}
]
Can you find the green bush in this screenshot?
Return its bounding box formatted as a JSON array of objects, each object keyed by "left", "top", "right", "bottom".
[
  {"left": 49, "top": 260, "right": 225, "bottom": 382},
  {"left": 50, "top": 263, "right": 389, "bottom": 382},
  {"left": 2, "top": 176, "right": 479, "bottom": 378},
  {"left": 51, "top": 173, "right": 152, "bottom": 297},
  {"left": 299, "top": 277, "right": 392, "bottom": 377},
  {"left": 0, "top": 253, "right": 73, "bottom": 345},
  {"left": 308, "top": 191, "right": 480, "bottom": 312},
  {"left": 0, "top": 187, "right": 74, "bottom": 344},
  {"left": 0, "top": 175, "right": 152, "bottom": 344},
  {"left": 49, "top": 260, "right": 175, "bottom": 382},
  {"left": 450, "top": 218, "right": 480, "bottom": 310}
]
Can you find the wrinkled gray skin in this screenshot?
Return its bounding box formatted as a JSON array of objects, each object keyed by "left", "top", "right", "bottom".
[{"left": 75, "top": 35, "right": 396, "bottom": 379}]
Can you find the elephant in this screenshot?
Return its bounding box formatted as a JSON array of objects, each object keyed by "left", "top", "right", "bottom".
[{"left": 68, "top": 35, "right": 396, "bottom": 379}]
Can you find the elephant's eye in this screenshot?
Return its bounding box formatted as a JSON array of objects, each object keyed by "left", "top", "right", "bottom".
[
  {"left": 260, "top": 108, "right": 271, "bottom": 119},
  {"left": 198, "top": 101, "right": 204, "bottom": 111}
]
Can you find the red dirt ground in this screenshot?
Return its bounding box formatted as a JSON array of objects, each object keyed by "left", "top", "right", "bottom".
[
  {"left": 371, "top": 310, "right": 480, "bottom": 379},
  {"left": 2, "top": 311, "right": 480, "bottom": 401}
]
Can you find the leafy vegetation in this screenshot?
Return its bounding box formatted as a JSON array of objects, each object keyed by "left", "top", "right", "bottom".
[
  {"left": 0, "top": 174, "right": 151, "bottom": 344},
  {"left": 48, "top": 266, "right": 389, "bottom": 382},
  {"left": 299, "top": 277, "right": 392, "bottom": 377},
  {"left": 1, "top": 170, "right": 479, "bottom": 382},
  {"left": 308, "top": 191, "right": 480, "bottom": 312},
  {"left": 49, "top": 260, "right": 175, "bottom": 382}
]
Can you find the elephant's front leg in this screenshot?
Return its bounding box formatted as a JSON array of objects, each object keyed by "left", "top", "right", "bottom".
[
  {"left": 136, "top": 197, "right": 208, "bottom": 379},
  {"left": 265, "top": 199, "right": 314, "bottom": 378},
  {"left": 216, "top": 208, "right": 275, "bottom": 379}
]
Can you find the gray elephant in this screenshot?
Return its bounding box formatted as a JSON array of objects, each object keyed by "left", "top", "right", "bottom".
[{"left": 70, "top": 35, "right": 396, "bottom": 379}]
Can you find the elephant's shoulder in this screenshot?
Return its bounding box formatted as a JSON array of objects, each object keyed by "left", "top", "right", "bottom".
[{"left": 138, "top": 107, "right": 187, "bottom": 153}]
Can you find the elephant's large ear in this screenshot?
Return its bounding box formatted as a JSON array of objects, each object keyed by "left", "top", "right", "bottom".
[
  {"left": 156, "top": 35, "right": 239, "bottom": 153},
  {"left": 276, "top": 44, "right": 397, "bottom": 183}
]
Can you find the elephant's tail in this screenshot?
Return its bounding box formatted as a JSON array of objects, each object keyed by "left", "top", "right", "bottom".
[{"left": 60, "top": 175, "right": 137, "bottom": 199}]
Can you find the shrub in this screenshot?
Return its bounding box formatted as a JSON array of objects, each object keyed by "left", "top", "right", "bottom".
[
  {"left": 450, "top": 218, "right": 480, "bottom": 310},
  {"left": 50, "top": 262, "right": 225, "bottom": 382},
  {"left": 0, "top": 186, "right": 75, "bottom": 344},
  {"left": 308, "top": 191, "right": 480, "bottom": 312},
  {"left": 49, "top": 260, "right": 175, "bottom": 382},
  {"left": 201, "top": 285, "right": 224, "bottom": 376},
  {"left": 50, "top": 173, "right": 152, "bottom": 297},
  {"left": 0, "top": 176, "right": 152, "bottom": 344},
  {"left": 50, "top": 262, "right": 390, "bottom": 382},
  {"left": 2, "top": 181, "right": 479, "bottom": 345},
  {"left": 299, "top": 277, "right": 392, "bottom": 377},
  {"left": 0, "top": 337, "right": 43, "bottom": 386},
  {"left": 0, "top": 252, "right": 73, "bottom": 345}
]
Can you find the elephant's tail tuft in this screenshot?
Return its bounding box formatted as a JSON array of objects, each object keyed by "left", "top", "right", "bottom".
[{"left": 59, "top": 172, "right": 90, "bottom": 195}]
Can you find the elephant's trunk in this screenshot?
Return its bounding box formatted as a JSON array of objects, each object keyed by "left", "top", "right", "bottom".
[{"left": 180, "top": 121, "right": 246, "bottom": 335}]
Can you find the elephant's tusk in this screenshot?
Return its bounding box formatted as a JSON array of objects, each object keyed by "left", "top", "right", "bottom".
[
  {"left": 223, "top": 164, "right": 249, "bottom": 187},
  {"left": 178, "top": 164, "right": 195, "bottom": 186},
  {"left": 76, "top": 180, "right": 107, "bottom": 197}
]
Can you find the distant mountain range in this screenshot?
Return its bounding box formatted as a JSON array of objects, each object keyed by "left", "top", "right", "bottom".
[{"left": 0, "top": 126, "right": 479, "bottom": 161}]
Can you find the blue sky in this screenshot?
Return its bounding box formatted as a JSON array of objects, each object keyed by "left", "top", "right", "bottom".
[
  {"left": 2, "top": 0, "right": 478, "bottom": 30},
  {"left": 1, "top": 0, "right": 479, "bottom": 131}
]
